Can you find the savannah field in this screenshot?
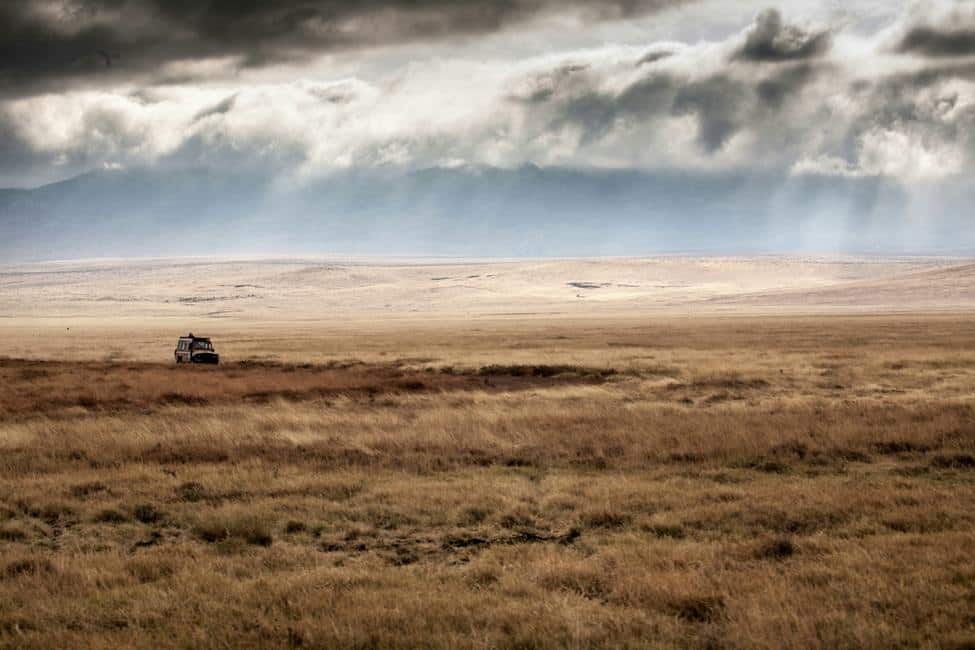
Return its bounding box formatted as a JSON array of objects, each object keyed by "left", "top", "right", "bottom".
[{"left": 1, "top": 256, "right": 974, "bottom": 648}]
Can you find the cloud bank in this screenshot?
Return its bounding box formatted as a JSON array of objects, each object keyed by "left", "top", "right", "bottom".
[
  {"left": 0, "top": 0, "right": 691, "bottom": 97},
  {"left": 5, "top": 3, "right": 975, "bottom": 185},
  {"left": 1, "top": 0, "right": 974, "bottom": 255}
]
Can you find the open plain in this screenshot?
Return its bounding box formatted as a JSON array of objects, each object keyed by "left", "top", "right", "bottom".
[{"left": 1, "top": 256, "right": 974, "bottom": 648}]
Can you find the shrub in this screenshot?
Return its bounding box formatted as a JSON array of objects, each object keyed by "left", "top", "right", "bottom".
[
  {"left": 645, "top": 524, "right": 685, "bottom": 539},
  {"left": 284, "top": 520, "right": 307, "bottom": 534},
  {"left": 132, "top": 504, "right": 164, "bottom": 524},
  {"left": 126, "top": 558, "right": 176, "bottom": 584},
  {"left": 94, "top": 508, "right": 129, "bottom": 524},
  {"left": 465, "top": 564, "right": 500, "bottom": 589},
  {"left": 0, "top": 523, "right": 29, "bottom": 542},
  {"left": 668, "top": 595, "right": 725, "bottom": 623},
  {"left": 176, "top": 482, "right": 208, "bottom": 502},
  {"left": 478, "top": 364, "right": 616, "bottom": 379},
  {"left": 931, "top": 454, "right": 975, "bottom": 470},
  {"left": 756, "top": 537, "right": 796, "bottom": 560},
  {"left": 456, "top": 506, "right": 492, "bottom": 526},
  {"left": 194, "top": 513, "right": 273, "bottom": 547},
  {"left": 499, "top": 509, "right": 536, "bottom": 530},
  {"left": 3, "top": 558, "right": 56, "bottom": 580},
  {"left": 70, "top": 481, "right": 110, "bottom": 498},
  {"left": 31, "top": 503, "right": 77, "bottom": 526},
  {"left": 536, "top": 562, "right": 610, "bottom": 600},
  {"left": 579, "top": 509, "right": 632, "bottom": 529}
]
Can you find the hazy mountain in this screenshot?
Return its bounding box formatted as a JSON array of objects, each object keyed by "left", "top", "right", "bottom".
[{"left": 0, "top": 165, "right": 967, "bottom": 262}]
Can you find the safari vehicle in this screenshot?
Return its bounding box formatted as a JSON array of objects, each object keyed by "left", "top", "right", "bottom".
[{"left": 174, "top": 333, "right": 220, "bottom": 365}]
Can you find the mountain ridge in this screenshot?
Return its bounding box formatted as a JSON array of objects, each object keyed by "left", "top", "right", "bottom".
[{"left": 0, "top": 164, "right": 967, "bottom": 262}]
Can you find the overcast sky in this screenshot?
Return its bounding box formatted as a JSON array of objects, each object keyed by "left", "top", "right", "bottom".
[{"left": 2, "top": 0, "right": 975, "bottom": 201}]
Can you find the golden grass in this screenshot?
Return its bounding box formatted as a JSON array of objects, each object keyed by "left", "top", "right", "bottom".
[
  {"left": 0, "top": 357, "right": 612, "bottom": 417},
  {"left": 0, "top": 314, "right": 973, "bottom": 648}
]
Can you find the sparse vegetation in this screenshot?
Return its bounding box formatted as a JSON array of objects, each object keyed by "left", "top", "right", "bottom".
[
  {"left": 193, "top": 511, "right": 274, "bottom": 547},
  {"left": 0, "top": 315, "right": 974, "bottom": 647}
]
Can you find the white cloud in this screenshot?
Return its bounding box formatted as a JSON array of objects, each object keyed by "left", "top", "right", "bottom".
[{"left": 1, "top": 1, "right": 974, "bottom": 192}]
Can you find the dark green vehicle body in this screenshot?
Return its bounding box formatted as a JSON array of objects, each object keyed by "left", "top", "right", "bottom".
[{"left": 175, "top": 334, "right": 219, "bottom": 364}]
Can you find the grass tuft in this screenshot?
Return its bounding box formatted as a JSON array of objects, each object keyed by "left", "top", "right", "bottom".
[
  {"left": 70, "top": 481, "right": 111, "bottom": 498},
  {"left": 176, "top": 482, "right": 209, "bottom": 502},
  {"left": 3, "top": 558, "right": 56, "bottom": 580},
  {"left": 478, "top": 364, "right": 616, "bottom": 378},
  {"left": 645, "top": 524, "right": 686, "bottom": 539},
  {"left": 0, "top": 523, "right": 30, "bottom": 542},
  {"left": 579, "top": 509, "right": 632, "bottom": 529},
  {"left": 132, "top": 504, "right": 164, "bottom": 524},
  {"left": 284, "top": 520, "right": 307, "bottom": 534},
  {"left": 94, "top": 508, "right": 130, "bottom": 524},
  {"left": 193, "top": 513, "right": 274, "bottom": 547},
  {"left": 668, "top": 595, "right": 725, "bottom": 623},
  {"left": 930, "top": 454, "right": 975, "bottom": 470},
  {"left": 756, "top": 537, "right": 797, "bottom": 560}
]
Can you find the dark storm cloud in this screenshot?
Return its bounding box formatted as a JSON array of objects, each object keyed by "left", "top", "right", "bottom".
[
  {"left": 514, "top": 12, "right": 827, "bottom": 156},
  {"left": 521, "top": 10, "right": 832, "bottom": 154},
  {"left": 755, "top": 64, "right": 817, "bottom": 109},
  {"left": 0, "top": 0, "right": 692, "bottom": 98},
  {"left": 527, "top": 66, "right": 820, "bottom": 154},
  {"left": 0, "top": 4, "right": 143, "bottom": 96},
  {"left": 897, "top": 26, "right": 975, "bottom": 57},
  {"left": 733, "top": 8, "right": 832, "bottom": 62},
  {"left": 842, "top": 60, "right": 975, "bottom": 164},
  {"left": 515, "top": 68, "right": 684, "bottom": 146}
]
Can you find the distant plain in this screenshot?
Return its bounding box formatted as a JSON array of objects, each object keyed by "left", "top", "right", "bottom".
[{"left": 1, "top": 256, "right": 974, "bottom": 648}]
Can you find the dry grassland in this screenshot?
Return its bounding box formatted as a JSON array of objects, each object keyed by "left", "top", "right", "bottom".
[{"left": 0, "top": 315, "right": 974, "bottom": 648}]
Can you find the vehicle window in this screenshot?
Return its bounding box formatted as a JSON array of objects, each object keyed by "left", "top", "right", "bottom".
[{"left": 191, "top": 341, "right": 212, "bottom": 350}]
